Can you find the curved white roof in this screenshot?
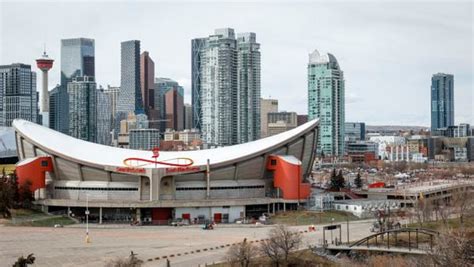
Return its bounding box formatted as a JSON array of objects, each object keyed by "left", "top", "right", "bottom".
[{"left": 13, "top": 119, "right": 319, "bottom": 169}]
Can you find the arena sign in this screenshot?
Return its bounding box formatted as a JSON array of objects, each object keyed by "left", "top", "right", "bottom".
[{"left": 122, "top": 148, "right": 196, "bottom": 173}]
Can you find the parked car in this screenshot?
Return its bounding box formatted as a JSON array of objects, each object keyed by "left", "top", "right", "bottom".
[{"left": 170, "top": 218, "right": 188, "bottom": 226}]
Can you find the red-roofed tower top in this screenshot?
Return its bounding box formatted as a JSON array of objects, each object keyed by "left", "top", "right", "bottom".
[
  {"left": 36, "top": 51, "right": 54, "bottom": 71},
  {"left": 36, "top": 50, "right": 54, "bottom": 127}
]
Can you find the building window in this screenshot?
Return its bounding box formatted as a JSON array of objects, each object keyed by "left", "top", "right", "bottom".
[
  {"left": 271, "top": 159, "right": 277, "bottom": 166},
  {"left": 41, "top": 160, "right": 48, "bottom": 167}
]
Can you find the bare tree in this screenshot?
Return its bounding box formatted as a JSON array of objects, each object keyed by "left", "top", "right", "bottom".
[
  {"left": 105, "top": 251, "right": 143, "bottom": 267},
  {"left": 226, "top": 238, "right": 257, "bottom": 267},
  {"left": 459, "top": 166, "right": 474, "bottom": 178},
  {"left": 436, "top": 200, "right": 453, "bottom": 227},
  {"left": 452, "top": 188, "right": 474, "bottom": 225},
  {"left": 429, "top": 228, "right": 474, "bottom": 267},
  {"left": 260, "top": 225, "right": 302, "bottom": 266},
  {"left": 260, "top": 235, "right": 284, "bottom": 267}
]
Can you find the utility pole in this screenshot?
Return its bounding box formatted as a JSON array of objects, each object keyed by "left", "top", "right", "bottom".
[
  {"left": 346, "top": 215, "right": 350, "bottom": 244},
  {"left": 206, "top": 159, "right": 210, "bottom": 199},
  {"left": 85, "top": 194, "right": 90, "bottom": 243}
]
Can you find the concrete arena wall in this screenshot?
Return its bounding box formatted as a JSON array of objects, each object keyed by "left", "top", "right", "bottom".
[
  {"left": 53, "top": 181, "right": 140, "bottom": 201},
  {"left": 14, "top": 120, "right": 319, "bottom": 205},
  {"left": 175, "top": 206, "right": 244, "bottom": 222}
]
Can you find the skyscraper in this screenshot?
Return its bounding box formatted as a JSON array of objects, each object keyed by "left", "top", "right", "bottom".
[
  {"left": 164, "top": 87, "right": 184, "bottom": 131},
  {"left": 118, "top": 40, "right": 142, "bottom": 115},
  {"left": 97, "top": 87, "right": 112, "bottom": 145},
  {"left": 431, "top": 73, "right": 454, "bottom": 132},
  {"left": 237, "top": 32, "right": 261, "bottom": 143},
  {"left": 140, "top": 51, "right": 155, "bottom": 114},
  {"left": 67, "top": 76, "right": 97, "bottom": 142},
  {"left": 56, "top": 38, "right": 95, "bottom": 134},
  {"left": 49, "top": 85, "right": 61, "bottom": 131},
  {"left": 260, "top": 98, "right": 278, "bottom": 138},
  {"left": 191, "top": 38, "right": 206, "bottom": 130},
  {"left": 192, "top": 28, "right": 261, "bottom": 146},
  {"left": 103, "top": 85, "right": 120, "bottom": 142},
  {"left": 60, "top": 38, "right": 95, "bottom": 86},
  {"left": 184, "top": 103, "right": 193, "bottom": 130},
  {"left": 0, "top": 64, "right": 38, "bottom": 126},
  {"left": 308, "top": 49, "right": 345, "bottom": 157},
  {"left": 156, "top": 78, "right": 184, "bottom": 132}
]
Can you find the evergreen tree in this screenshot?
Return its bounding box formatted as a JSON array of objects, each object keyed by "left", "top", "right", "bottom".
[
  {"left": 330, "top": 169, "right": 345, "bottom": 191},
  {"left": 354, "top": 172, "right": 363, "bottom": 189},
  {"left": 0, "top": 175, "right": 13, "bottom": 218},
  {"left": 337, "top": 170, "right": 346, "bottom": 189},
  {"left": 9, "top": 171, "right": 20, "bottom": 207},
  {"left": 19, "top": 181, "right": 33, "bottom": 209}
]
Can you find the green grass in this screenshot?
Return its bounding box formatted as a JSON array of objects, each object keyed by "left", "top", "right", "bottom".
[
  {"left": 14, "top": 215, "right": 76, "bottom": 227},
  {"left": 407, "top": 216, "right": 474, "bottom": 231},
  {"left": 4, "top": 208, "right": 76, "bottom": 227},
  {"left": 10, "top": 208, "right": 44, "bottom": 218},
  {"left": 270, "top": 210, "right": 359, "bottom": 226}
]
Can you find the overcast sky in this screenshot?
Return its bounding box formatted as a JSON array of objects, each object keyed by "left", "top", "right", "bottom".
[{"left": 1, "top": 0, "right": 472, "bottom": 126}]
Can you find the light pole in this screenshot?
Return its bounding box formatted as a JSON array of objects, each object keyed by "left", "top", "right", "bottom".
[
  {"left": 346, "top": 214, "right": 350, "bottom": 244},
  {"left": 330, "top": 218, "right": 334, "bottom": 244},
  {"left": 85, "top": 194, "right": 91, "bottom": 243}
]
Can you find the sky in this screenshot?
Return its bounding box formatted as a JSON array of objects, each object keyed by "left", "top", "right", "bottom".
[{"left": 0, "top": 0, "right": 472, "bottom": 126}]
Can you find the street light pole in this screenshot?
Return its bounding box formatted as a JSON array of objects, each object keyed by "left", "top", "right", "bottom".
[
  {"left": 346, "top": 215, "right": 350, "bottom": 244},
  {"left": 331, "top": 217, "right": 334, "bottom": 244},
  {"left": 85, "top": 194, "right": 90, "bottom": 243}
]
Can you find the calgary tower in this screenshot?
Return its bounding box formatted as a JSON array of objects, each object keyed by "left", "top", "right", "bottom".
[{"left": 36, "top": 50, "right": 54, "bottom": 127}]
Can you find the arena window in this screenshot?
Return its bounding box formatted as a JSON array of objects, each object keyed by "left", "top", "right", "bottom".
[{"left": 54, "top": 186, "right": 138, "bottom": 191}]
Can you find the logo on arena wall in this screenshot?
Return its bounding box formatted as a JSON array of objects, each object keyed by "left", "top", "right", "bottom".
[
  {"left": 123, "top": 147, "right": 194, "bottom": 169},
  {"left": 115, "top": 167, "right": 146, "bottom": 174}
]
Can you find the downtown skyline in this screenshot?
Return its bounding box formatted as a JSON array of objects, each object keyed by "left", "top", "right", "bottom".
[{"left": 0, "top": 1, "right": 472, "bottom": 126}]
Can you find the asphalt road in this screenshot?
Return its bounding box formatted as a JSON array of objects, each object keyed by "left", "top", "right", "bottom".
[{"left": 0, "top": 219, "right": 375, "bottom": 267}]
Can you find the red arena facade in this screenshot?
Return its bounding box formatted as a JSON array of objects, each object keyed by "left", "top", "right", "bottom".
[{"left": 14, "top": 119, "right": 319, "bottom": 224}]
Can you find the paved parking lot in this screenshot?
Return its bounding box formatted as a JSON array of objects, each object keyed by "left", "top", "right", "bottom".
[{"left": 0, "top": 220, "right": 373, "bottom": 267}]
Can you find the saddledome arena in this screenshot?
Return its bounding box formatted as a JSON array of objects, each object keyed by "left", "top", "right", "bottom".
[{"left": 13, "top": 119, "right": 319, "bottom": 224}]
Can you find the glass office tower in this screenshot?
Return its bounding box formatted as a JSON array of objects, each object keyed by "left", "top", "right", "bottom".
[
  {"left": 118, "top": 40, "right": 143, "bottom": 115},
  {"left": 431, "top": 73, "right": 454, "bottom": 132},
  {"left": 0, "top": 64, "right": 38, "bottom": 126},
  {"left": 55, "top": 38, "right": 95, "bottom": 134},
  {"left": 67, "top": 76, "right": 97, "bottom": 142},
  {"left": 60, "top": 38, "right": 95, "bottom": 86},
  {"left": 308, "top": 49, "right": 345, "bottom": 157}
]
